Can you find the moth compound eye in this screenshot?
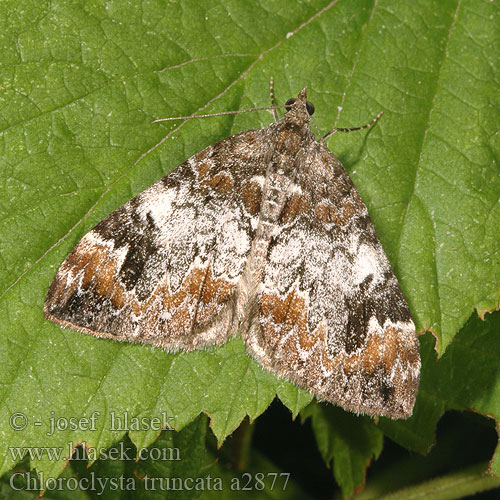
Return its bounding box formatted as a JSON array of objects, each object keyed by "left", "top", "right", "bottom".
[{"left": 285, "top": 98, "right": 296, "bottom": 112}]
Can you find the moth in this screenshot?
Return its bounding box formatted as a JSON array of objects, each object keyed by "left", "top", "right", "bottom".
[{"left": 45, "top": 88, "right": 420, "bottom": 419}]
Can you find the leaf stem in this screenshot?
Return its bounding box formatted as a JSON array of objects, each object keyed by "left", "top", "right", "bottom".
[
  {"left": 375, "top": 462, "right": 500, "bottom": 500},
  {"left": 230, "top": 417, "right": 254, "bottom": 471}
]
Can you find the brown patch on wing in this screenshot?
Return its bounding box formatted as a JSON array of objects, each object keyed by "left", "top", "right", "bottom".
[
  {"left": 202, "top": 171, "right": 234, "bottom": 194},
  {"left": 261, "top": 289, "right": 302, "bottom": 330},
  {"left": 281, "top": 193, "right": 310, "bottom": 224},
  {"left": 339, "top": 325, "right": 417, "bottom": 376},
  {"left": 194, "top": 162, "right": 210, "bottom": 180},
  {"left": 46, "top": 242, "right": 122, "bottom": 309},
  {"left": 261, "top": 288, "right": 322, "bottom": 350},
  {"left": 149, "top": 265, "right": 235, "bottom": 330},
  {"left": 342, "top": 199, "right": 357, "bottom": 221},
  {"left": 314, "top": 202, "right": 341, "bottom": 225},
  {"left": 314, "top": 198, "right": 358, "bottom": 227},
  {"left": 241, "top": 180, "right": 262, "bottom": 216},
  {"left": 259, "top": 289, "right": 341, "bottom": 375},
  {"left": 78, "top": 247, "right": 122, "bottom": 304}
]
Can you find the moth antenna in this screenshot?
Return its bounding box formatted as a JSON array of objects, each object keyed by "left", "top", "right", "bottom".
[
  {"left": 153, "top": 105, "right": 287, "bottom": 123},
  {"left": 269, "top": 76, "right": 279, "bottom": 122},
  {"left": 323, "top": 111, "right": 383, "bottom": 140}
]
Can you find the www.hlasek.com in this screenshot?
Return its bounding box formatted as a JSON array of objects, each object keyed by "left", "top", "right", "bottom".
[
  {"left": 10, "top": 472, "right": 291, "bottom": 494},
  {"left": 9, "top": 441, "right": 180, "bottom": 462}
]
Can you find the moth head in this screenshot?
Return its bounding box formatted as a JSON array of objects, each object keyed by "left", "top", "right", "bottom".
[{"left": 285, "top": 88, "right": 315, "bottom": 117}]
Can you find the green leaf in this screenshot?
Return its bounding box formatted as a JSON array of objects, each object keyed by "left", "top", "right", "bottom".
[
  {"left": 0, "top": 0, "right": 499, "bottom": 492},
  {"left": 301, "top": 404, "right": 383, "bottom": 499}
]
